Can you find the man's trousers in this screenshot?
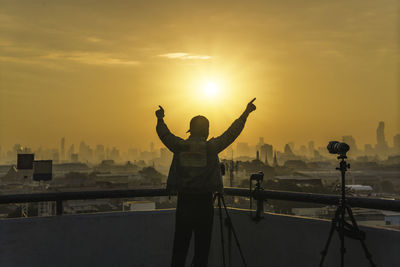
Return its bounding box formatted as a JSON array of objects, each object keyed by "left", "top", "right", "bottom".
[{"left": 171, "top": 192, "right": 214, "bottom": 267}]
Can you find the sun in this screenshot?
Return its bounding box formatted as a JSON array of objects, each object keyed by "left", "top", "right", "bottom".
[
  {"left": 190, "top": 75, "right": 226, "bottom": 102},
  {"left": 203, "top": 81, "right": 219, "bottom": 97}
]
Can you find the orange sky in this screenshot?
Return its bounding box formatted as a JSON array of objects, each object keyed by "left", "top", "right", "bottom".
[{"left": 0, "top": 0, "right": 399, "bottom": 152}]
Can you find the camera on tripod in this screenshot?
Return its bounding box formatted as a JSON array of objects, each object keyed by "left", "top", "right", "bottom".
[
  {"left": 319, "top": 141, "right": 376, "bottom": 267},
  {"left": 249, "top": 171, "right": 264, "bottom": 221},
  {"left": 327, "top": 141, "right": 350, "bottom": 157},
  {"left": 250, "top": 171, "right": 264, "bottom": 182}
]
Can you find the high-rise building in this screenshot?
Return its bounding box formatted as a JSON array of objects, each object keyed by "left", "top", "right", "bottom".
[
  {"left": 308, "top": 141, "right": 315, "bottom": 157},
  {"left": 273, "top": 151, "right": 279, "bottom": 167},
  {"left": 71, "top": 153, "right": 79, "bottom": 162},
  {"left": 284, "top": 144, "right": 294, "bottom": 155},
  {"left": 256, "top": 137, "right": 264, "bottom": 152},
  {"left": 376, "top": 121, "right": 388, "bottom": 155},
  {"left": 342, "top": 135, "right": 357, "bottom": 151},
  {"left": 342, "top": 135, "right": 358, "bottom": 156},
  {"left": 67, "top": 144, "right": 75, "bottom": 161},
  {"left": 79, "top": 142, "right": 86, "bottom": 159},
  {"left": 110, "top": 147, "right": 120, "bottom": 162},
  {"left": 52, "top": 149, "right": 59, "bottom": 163},
  {"left": 237, "top": 142, "right": 250, "bottom": 157},
  {"left": 95, "top": 144, "right": 105, "bottom": 163},
  {"left": 393, "top": 134, "right": 400, "bottom": 153},
  {"left": 288, "top": 142, "right": 295, "bottom": 152},
  {"left": 260, "top": 144, "right": 273, "bottom": 165},
  {"left": 79, "top": 141, "right": 93, "bottom": 162},
  {"left": 60, "top": 137, "right": 65, "bottom": 161},
  {"left": 106, "top": 147, "right": 110, "bottom": 160},
  {"left": 224, "top": 146, "right": 234, "bottom": 159},
  {"left": 364, "top": 144, "right": 374, "bottom": 155},
  {"left": 160, "top": 148, "right": 172, "bottom": 163},
  {"left": 264, "top": 153, "right": 269, "bottom": 166},
  {"left": 299, "top": 145, "right": 307, "bottom": 156}
]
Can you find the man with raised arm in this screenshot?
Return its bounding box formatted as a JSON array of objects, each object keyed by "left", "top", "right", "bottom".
[{"left": 155, "top": 98, "right": 256, "bottom": 267}]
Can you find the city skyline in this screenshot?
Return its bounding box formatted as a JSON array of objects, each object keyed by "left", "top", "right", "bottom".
[
  {"left": 1, "top": 120, "right": 399, "bottom": 149},
  {"left": 1, "top": 120, "right": 398, "bottom": 164},
  {"left": 1, "top": 119, "right": 400, "bottom": 152}
]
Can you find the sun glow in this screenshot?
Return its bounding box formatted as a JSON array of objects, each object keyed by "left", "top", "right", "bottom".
[
  {"left": 188, "top": 73, "right": 230, "bottom": 106},
  {"left": 203, "top": 81, "right": 219, "bottom": 97},
  {"left": 196, "top": 77, "right": 225, "bottom": 101}
]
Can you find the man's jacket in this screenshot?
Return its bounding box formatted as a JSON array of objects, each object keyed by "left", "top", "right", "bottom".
[{"left": 156, "top": 116, "right": 247, "bottom": 193}]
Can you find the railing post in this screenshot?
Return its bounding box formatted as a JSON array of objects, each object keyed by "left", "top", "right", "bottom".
[
  {"left": 56, "top": 200, "right": 63, "bottom": 216},
  {"left": 256, "top": 196, "right": 264, "bottom": 219}
]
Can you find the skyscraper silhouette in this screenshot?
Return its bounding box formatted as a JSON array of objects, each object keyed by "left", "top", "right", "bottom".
[
  {"left": 393, "top": 134, "right": 400, "bottom": 152},
  {"left": 60, "top": 137, "right": 65, "bottom": 161},
  {"left": 342, "top": 135, "right": 358, "bottom": 156},
  {"left": 376, "top": 121, "right": 388, "bottom": 156},
  {"left": 273, "top": 151, "right": 279, "bottom": 167}
]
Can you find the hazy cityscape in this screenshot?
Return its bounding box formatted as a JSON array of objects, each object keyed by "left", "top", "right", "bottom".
[
  {"left": 1, "top": 121, "right": 399, "bottom": 165},
  {"left": 1, "top": 120, "right": 399, "bottom": 228}
]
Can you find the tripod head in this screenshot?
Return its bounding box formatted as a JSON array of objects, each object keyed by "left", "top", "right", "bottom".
[
  {"left": 336, "top": 155, "right": 350, "bottom": 172},
  {"left": 328, "top": 142, "right": 351, "bottom": 206},
  {"left": 250, "top": 171, "right": 264, "bottom": 190}
]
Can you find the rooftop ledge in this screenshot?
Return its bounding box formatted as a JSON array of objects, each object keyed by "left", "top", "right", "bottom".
[
  {"left": 1, "top": 188, "right": 399, "bottom": 266},
  {"left": 1, "top": 208, "right": 400, "bottom": 267}
]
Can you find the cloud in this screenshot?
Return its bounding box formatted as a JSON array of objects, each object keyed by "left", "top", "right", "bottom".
[
  {"left": 43, "top": 52, "right": 140, "bottom": 66},
  {"left": 0, "top": 49, "right": 140, "bottom": 67},
  {"left": 158, "top": 52, "right": 212, "bottom": 60},
  {"left": 85, "top": 37, "right": 103, "bottom": 43}
]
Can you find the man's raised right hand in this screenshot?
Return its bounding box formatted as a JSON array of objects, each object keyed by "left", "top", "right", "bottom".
[{"left": 245, "top": 98, "right": 256, "bottom": 114}]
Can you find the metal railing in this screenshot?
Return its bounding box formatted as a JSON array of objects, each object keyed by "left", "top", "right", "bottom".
[
  {"left": 224, "top": 188, "right": 400, "bottom": 212},
  {"left": 1, "top": 187, "right": 399, "bottom": 216}
]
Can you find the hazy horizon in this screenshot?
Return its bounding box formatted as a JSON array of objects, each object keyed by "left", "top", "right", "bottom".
[
  {"left": 1, "top": 0, "right": 399, "bottom": 152},
  {"left": 0, "top": 118, "right": 398, "bottom": 153}
]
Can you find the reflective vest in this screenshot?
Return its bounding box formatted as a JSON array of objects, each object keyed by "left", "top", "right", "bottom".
[{"left": 176, "top": 140, "right": 209, "bottom": 190}]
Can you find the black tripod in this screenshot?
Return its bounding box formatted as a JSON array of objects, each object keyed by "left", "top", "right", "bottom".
[
  {"left": 214, "top": 192, "right": 248, "bottom": 267},
  {"left": 319, "top": 155, "right": 376, "bottom": 267},
  {"left": 249, "top": 172, "right": 265, "bottom": 222}
]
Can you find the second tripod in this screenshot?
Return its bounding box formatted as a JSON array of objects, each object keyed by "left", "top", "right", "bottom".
[
  {"left": 214, "top": 192, "right": 247, "bottom": 267},
  {"left": 319, "top": 154, "right": 376, "bottom": 267}
]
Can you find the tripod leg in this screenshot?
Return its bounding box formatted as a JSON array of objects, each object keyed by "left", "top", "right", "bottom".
[
  {"left": 345, "top": 206, "right": 376, "bottom": 267},
  {"left": 227, "top": 219, "right": 232, "bottom": 267},
  {"left": 218, "top": 195, "right": 227, "bottom": 267},
  {"left": 337, "top": 203, "right": 348, "bottom": 267},
  {"left": 345, "top": 205, "right": 362, "bottom": 233},
  {"left": 358, "top": 239, "right": 377, "bottom": 267},
  {"left": 319, "top": 208, "right": 341, "bottom": 267},
  {"left": 339, "top": 218, "right": 345, "bottom": 267},
  {"left": 220, "top": 195, "right": 248, "bottom": 267}
]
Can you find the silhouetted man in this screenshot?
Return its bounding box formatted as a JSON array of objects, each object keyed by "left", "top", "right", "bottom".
[{"left": 155, "top": 98, "right": 256, "bottom": 267}]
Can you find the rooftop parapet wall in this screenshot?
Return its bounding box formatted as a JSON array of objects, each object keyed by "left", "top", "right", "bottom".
[{"left": 0, "top": 209, "right": 399, "bottom": 267}]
